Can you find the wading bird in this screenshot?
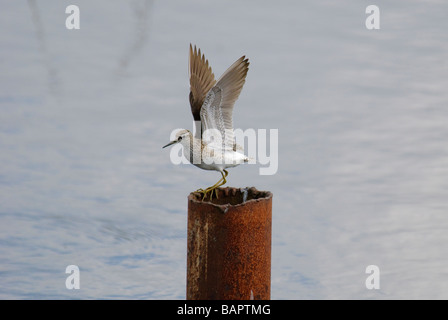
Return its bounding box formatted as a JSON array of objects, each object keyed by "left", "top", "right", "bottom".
[{"left": 163, "top": 44, "right": 250, "bottom": 200}]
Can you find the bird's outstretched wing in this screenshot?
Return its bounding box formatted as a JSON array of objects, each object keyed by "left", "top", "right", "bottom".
[
  {"left": 200, "top": 55, "right": 249, "bottom": 150},
  {"left": 189, "top": 44, "right": 216, "bottom": 121}
]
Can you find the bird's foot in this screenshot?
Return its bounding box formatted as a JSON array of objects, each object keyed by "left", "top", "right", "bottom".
[
  {"left": 195, "top": 186, "right": 219, "bottom": 201},
  {"left": 194, "top": 188, "right": 208, "bottom": 200}
]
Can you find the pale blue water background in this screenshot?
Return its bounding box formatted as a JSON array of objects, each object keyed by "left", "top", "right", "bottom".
[{"left": 1, "top": 0, "right": 448, "bottom": 299}]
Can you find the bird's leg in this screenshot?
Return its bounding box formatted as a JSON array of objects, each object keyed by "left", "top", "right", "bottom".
[
  {"left": 211, "top": 170, "right": 228, "bottom": 199},
  {"left": 201, "top": 170, "right": 229, "bottom": 200},
  {"left": 195, "top": 170, "right": 227, "bottom": 194},
  {"left": 198, "top": 171, "right": 226, "bottom": 194},
  {"left": 195, "top": 175, "right": 224, "bottom": 194}
]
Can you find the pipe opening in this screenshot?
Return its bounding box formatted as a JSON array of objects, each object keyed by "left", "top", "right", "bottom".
[{"left": 190, "top": 187, "right": 272, "bottom": 206}]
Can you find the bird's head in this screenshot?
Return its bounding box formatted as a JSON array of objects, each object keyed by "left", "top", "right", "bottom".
[{"left": 162, "top": 129, "right": 192, "bottom": 149}]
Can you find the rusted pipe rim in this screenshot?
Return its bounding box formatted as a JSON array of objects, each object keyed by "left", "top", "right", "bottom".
[{"left": 189, "top": 186, "right": 273, "bottom": 210}]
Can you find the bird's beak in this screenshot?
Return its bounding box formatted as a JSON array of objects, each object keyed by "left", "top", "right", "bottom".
[{"left": 162, "top": 140, "right": 178, "bottom": 149}]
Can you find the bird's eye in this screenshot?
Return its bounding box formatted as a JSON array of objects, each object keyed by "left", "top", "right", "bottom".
[{"left": 178, "top": 136, "right": 183, "bottom": 141}]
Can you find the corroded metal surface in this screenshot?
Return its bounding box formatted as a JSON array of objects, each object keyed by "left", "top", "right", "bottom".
[{"left": 187, "top": 187, "right": 272, "bottom": 300}]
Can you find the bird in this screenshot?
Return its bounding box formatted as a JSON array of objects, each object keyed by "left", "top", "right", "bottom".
[{"left": 163, "top": 44, "right": 250, "bottom": 200}]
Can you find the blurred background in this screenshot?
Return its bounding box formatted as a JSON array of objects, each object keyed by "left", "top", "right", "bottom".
[{"left": 1, "top": 0, "right": 447, "bottom": 299}]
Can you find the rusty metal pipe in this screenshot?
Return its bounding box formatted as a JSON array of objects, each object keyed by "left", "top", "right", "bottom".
[{"left": 187, "top": 187, "right": 272, "bottom": 300}]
